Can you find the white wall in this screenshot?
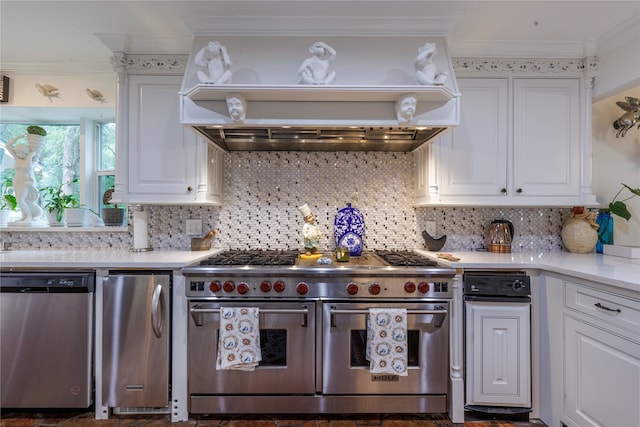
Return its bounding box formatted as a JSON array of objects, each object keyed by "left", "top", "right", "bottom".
[{"left": 592, "top": 86, "right": 640, "bottom": 246}]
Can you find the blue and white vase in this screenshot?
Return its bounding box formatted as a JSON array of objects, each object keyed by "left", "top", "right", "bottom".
[
  {"left": 334, "top": 203, "right": 365, "bottom": 256},
  {"left": 596, "top": 211, "right": 614, "bottom": 253}
]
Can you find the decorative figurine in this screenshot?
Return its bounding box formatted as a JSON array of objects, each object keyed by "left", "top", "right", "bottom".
[
  {"left": 298, "top": 203, "right": 322, "bottom": 255},
  {"left": 195, "top": 41, "right": 232, "bottom": 84},
  {"left": 226, "top": 93, "right": 247, "bottom": 123},
  {"left": 298, "top": 41, "right": 336, "bottom": 85},
  {"left": 6, "top": 133, "right": 43, "bottom": 225},
  {"left": 395, "top": 94, "right": 417, "bottom": 125},
  {"left": 414, "top": 42, "right": 448, "bottom": 85}
]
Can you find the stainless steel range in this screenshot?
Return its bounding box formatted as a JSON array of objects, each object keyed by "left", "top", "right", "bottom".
[{"left": 182, "top": 249, "right": 455, "bottom": 415}]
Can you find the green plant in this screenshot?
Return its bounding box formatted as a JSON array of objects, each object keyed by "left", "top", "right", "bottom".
[
  {"left": 39, "top": 178, "right": 81, "bottom": 222},
  {"left": 26, "top": 125, "right": 47, "bottom": 136},
  {"left": 601, "top": 183, "right": 640, "bottom": 221},
  {"left": 0, "top": 176, "right": 17, "bottom": 211}
]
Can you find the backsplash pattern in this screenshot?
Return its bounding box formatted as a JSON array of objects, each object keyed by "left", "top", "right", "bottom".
[{"left": 1, "top": 152, "right": 570, "bottom": 252}]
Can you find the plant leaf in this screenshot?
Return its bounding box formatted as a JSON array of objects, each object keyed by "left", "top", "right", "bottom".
[
  {"left": 609, "top": 201, "right": 631, "bottom": 221},
  {"left": 621, "top": 183, "right": 640, "bottom": 197}
]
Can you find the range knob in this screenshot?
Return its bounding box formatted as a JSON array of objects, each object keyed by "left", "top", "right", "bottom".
[
  {"left": 368, "top": 283, "right": 381, "bottom": 295},
  {"left": 273, "top": 280, "right": 286, "bottom": 293},
  {"left": 209, "top": 280, "right": 222, "bottom": 292},
  {"left": 296, "top": 282, "right": 309, "bottom": 295},
  {"left": 223, "top": 280, "right": 235, "bottom": 292},
  {"left": 404, "top": 281, "right": 416, "bottom": 293},
  {"left": 346, "top": 282, "right": 359, "bottom": 295},
  {"left": 418, "top": 281, "right": 431, "bottom": 294},
  {"left": 237, "top": 282, "right": 250, "bottom": 295},
  {"left": 260, "top": 280, "right": 272, "bottom": 292},
  {"left": 512, "top": 279, "right": 525, "bottom": 291}
]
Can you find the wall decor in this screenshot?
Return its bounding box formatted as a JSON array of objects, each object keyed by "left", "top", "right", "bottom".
[{"left": 0, "top": 75, "right": 9, "bottom": 103}]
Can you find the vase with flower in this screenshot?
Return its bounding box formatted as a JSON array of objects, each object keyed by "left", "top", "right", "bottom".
[{"left": 596, "top": 183, "right": 639, "bottom": 253}]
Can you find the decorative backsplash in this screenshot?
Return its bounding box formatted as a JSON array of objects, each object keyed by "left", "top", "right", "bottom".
[{"left": 2, "top": 151, "right": 570, "bottom": 252}]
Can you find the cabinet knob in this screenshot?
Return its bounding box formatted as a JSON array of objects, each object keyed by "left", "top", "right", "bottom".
[
  {"left": 187, "top": 186, "right": 193, "bottom": 192},
  {"left": 500, "top": 188, "right": 507, "bottom": 194},
  {"left": 516, "top": 188, "right": 523, "bottom": 194}
]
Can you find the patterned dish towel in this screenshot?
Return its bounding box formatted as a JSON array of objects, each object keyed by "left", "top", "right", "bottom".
[
  {"left": 216, "top": 307, "right": 262, "bottom": 371},
  {"left": 366, "top": 308, "right": 408, "bottom": 376}
]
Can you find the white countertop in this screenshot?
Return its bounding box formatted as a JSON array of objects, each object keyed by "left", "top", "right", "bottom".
[
  {"left": 1, "top": 248, "right": 638, "bottom": 294},
  {"left": 415, "top": 250, "right": 640, "bottom": 294},
  {"left": 0, "top": 248, "right": 220, "bottom": 269}
]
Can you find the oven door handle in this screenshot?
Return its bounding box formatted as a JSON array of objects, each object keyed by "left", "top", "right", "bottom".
[
  {"left": 190, "top": 305, "right": 309, "bottom": 327},
  {"left": 329, "top": 306, "right": 448, "bottom": 328}
]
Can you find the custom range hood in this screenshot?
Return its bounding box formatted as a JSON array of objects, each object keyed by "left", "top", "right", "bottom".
[{"left": 180, "top": 37, "right": 460, "bottom": 152}]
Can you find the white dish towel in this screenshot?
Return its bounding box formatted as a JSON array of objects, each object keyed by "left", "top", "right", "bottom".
[
  {"left": 366, "top": 308, "right": 408, "bottom": 376},
  {"left": 216, "top": 307, "right": 262, "bottom": 371}
]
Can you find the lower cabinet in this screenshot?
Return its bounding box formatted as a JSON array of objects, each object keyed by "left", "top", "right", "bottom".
[
  {"left": 562, "top": 281, "right": 640, "bottom": 427},
  {"left": 563, "top": 316, "right": 640, "bottom": 427},
  {"left": 540, "top": 274, "right": 640, "bottom": 427},
  {"left": 465, "top": 300, "right": 531, "bottom": 408}
]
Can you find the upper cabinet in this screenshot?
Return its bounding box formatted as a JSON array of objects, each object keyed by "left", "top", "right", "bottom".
[
  {"left": 111, "top": 56, "right": 223, "bottom": 205},
  {"left": 415, "top": 58, "right": 597, "bottom": 207}
]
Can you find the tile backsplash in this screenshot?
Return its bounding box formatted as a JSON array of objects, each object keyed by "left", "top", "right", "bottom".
[{"left": 2, "top": 151, "right": 570, "bottom": 252}]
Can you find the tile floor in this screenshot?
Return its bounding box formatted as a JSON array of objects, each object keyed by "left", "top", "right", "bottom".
[{"left": 0, "top": 411, "right": 547, "bottom": 427}]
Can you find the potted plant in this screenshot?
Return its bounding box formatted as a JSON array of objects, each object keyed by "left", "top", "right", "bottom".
[
  {"left": 596, "top": 183, "right": 640, "bottom": 252},
  {"left": 40, "top": 178, "right": 81, "bottom": 226},
  {"left": 102, "top": 188, "right": 126, "bottom": 226},
  {"left": 0, "top": 176, "right": 17, "bottom": 226},
  {"left": 26, "top": 125, "right": 47, "bottom": 157}
]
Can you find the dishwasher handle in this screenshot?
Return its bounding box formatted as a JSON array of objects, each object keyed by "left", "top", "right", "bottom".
[{"left": 151, "top": 284, "right": 165, "bottom": 338}]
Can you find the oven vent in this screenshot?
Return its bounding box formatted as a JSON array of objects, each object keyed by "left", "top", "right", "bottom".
[{"left": 192, "top": 125, "right": 448, "bottom": 152}]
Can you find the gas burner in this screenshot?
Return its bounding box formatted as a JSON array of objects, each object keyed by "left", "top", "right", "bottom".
[
  {"left": 375, "top": 250, "right": 438, "bottom": 267},
  {"left": 199, "top": 250, "right": 300, "bottom": 266}
]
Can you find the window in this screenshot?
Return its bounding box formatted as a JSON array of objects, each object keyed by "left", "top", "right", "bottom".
[{"left": 0, "top": 120, "right": 116, "bottom": 220}]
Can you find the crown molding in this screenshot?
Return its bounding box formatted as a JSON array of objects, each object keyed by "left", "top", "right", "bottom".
[
  {"left": 452, "top": 57, "right": 595, "bottom": 76},
  {"left": 110, "top": 53, "right": 188, "bottom": 74}
]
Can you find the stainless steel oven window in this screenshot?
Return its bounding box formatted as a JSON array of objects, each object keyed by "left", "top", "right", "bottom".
[{"left": 349, "top": 330, "right": 420, "bottom": 367}]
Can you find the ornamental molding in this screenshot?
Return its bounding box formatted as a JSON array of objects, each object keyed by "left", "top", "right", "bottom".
[
  {"left": 452, "top": 57, "right": 597, "bottom": 75},
  {"left": 110, "top": 53, "right": 188, "bottom": 74}
]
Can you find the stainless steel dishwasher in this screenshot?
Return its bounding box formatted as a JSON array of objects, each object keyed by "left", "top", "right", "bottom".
[
  {"left": 102, "top": 271, "right": 171, "bottom": 412},
  {"left": 0, "top": 270, "right": 95, "bottom": 408}
]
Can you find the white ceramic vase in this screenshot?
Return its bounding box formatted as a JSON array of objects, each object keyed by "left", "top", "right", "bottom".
[{"left": 63, "top": 208, "right": 86, "bottom": 227}]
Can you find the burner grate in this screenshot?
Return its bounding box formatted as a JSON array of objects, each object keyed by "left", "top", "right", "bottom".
[
  {"left": 375, "top": 250, "right": 438, "bottom": 267},
  {"left": 200, "top": 250, "right": 300, "bottom": 266}
]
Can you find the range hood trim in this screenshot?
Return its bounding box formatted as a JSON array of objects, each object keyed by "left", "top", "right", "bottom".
[{"left": 182, "top": 84, "right": 457, "bottom": 103}]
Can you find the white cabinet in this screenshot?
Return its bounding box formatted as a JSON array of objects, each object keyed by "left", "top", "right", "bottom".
[
  {"left": 563, "top": 281, "right": 640, "bottom": 427},
  {"left": 416, "top": 77, "right": 593, "bottom": 206},
  {"left": 538, "top": 274, "right": 640, "bottom": 427},
  {"left": 115, "top": 75, "right": 223, "bottom": 205},
  {"left": 465, "top": 300, "right": 531, "bottom": 407}
]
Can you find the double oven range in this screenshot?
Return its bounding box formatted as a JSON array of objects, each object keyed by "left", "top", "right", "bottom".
[{"left": 182, "top": 249, "right": 456, "bottom": 414}]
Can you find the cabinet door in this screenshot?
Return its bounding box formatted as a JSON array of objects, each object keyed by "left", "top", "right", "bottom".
[
  {"left": 439, "top": 78, "right": 508, "bottom": 197},
  {"left": 127, "top": 75, "right": 198, "bottom": 202},
  {"left": 465, "top": 300, "right": 531, "bottom": 407},
  {"left": 564, "top": 316, "right": 640, "bottom": 427},
  {"left": 513, "top": 79, "right": 580, "bottom": 197}
]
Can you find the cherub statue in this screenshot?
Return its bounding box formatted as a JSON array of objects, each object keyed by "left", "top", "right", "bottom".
[
  {"left": 195, "top": 41, "right": 232, "bottom": 84},
  {"left": 226, "top": 93, "right": 247, "bottom": 123},
  {"left": 396, "top": 94, "right": 417, "bottom": 125},
  {"left": 298, "top": 42, "right": 336, "bottom": 85},
  {"left": 6, "top": 139, "right": 42, "bottom": 224},
  {"left": 298, "top": 203, "right": 322, "bottom": 254},
  {"left": 414, "top": 42, "right": 448, "bottom": 85}
]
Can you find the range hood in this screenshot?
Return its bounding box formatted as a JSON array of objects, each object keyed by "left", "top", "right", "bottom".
[{"left": 180, "top": 37, "right": 460, "bottom": 152}]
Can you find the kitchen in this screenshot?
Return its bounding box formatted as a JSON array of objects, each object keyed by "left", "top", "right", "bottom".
[{"left": 1, "top": 1, "right": 639, "bottom": 426}]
